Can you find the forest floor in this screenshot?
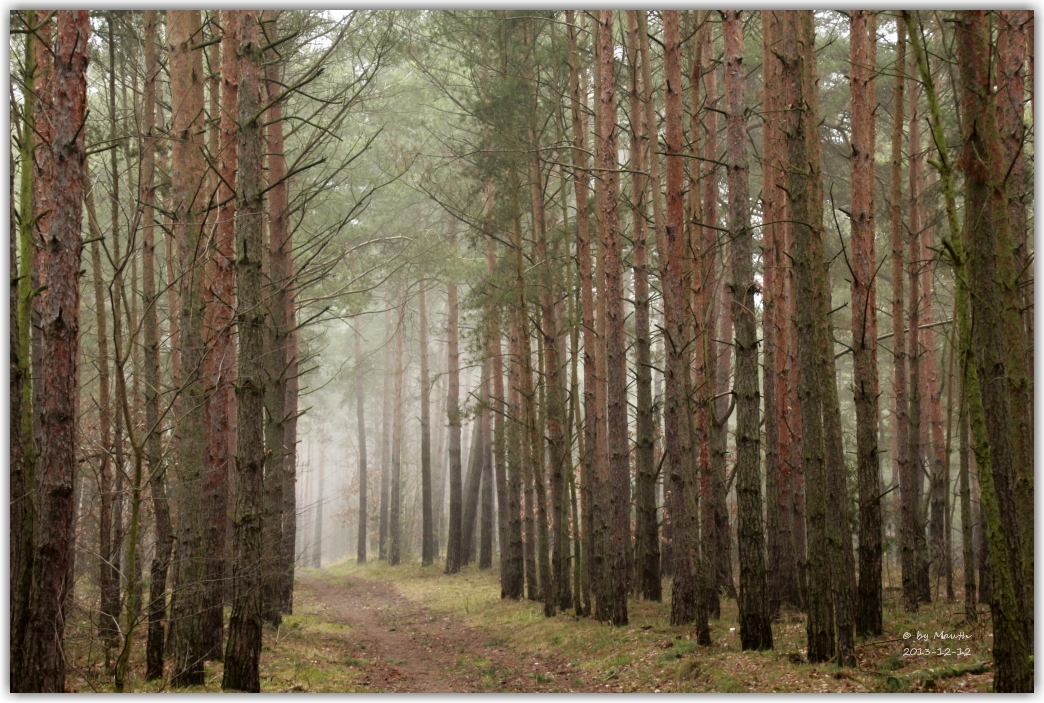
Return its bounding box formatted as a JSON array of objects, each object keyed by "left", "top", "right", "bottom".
[{"left": 64, "top": 559, "right": 998, "bottom": 692}]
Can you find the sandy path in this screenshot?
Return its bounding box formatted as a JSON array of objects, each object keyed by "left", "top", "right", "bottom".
[{"left": 296, "top": 573, "right": 608, "bottom": 692}]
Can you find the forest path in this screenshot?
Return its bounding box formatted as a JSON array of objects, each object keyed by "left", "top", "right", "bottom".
[{"left": 296, "top": 572, "right": 606, "bottom": 692}]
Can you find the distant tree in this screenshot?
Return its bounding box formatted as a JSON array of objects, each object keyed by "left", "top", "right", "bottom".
[
  {"left": 389, "top": 278, "right": 405, "bottom": 566},
  {"left": 419, "top": 279, "right": 434, "bottom": 566},
  {"left": 356, "top": 326, "right": 369, "bottom": 564},
  {"left": 445, "top": 217, "right": 464, "bottom": 574}
]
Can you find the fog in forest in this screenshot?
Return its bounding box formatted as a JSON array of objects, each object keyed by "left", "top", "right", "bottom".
[{"left": 9, "top": 9, "right": 1033, "bottom": 693}]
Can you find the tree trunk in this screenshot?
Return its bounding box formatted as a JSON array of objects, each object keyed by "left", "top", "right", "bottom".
[
  {"left": 503, "top": 273, "right": 526, "bottom": 598},
  {"left": 796, "top": 11, "right": 857, "bottom": 666},
  {"left": 722, "top": 10, "right": 772, "bottom": 651},
  {"left": 993, "top": 10, "right": 1034, "bottom": 638},
  {"left": 997, "top": 11, "right": 1032, "bottom": 373},
  {"left": 889, "top": 16, "right": 917, "bottom": 615},
  {"left": 141, "top": 12, "right": 172, "bottom": 680},
  {"left": 200, "top": 10, "right": 237, "bottom": 660},
  {"left": 445, "top": 216, "right": 464, "bottom": 574},
  {"left": 389, "top": 279, "right": 404, "bottom": 566},
  {"left": 19, "top": 12, "right": 87, "bottom": 692},
  {"left": 222, "top": 11, "right": 265, "bottom": 690},
  {"left": 282, "top": 241, "right": 298, "bottom": 614},
  {"left": 487, "top": 240, "right": 510, "bottom": 588},
  {"left": 85, "top": 168, "right": 118, "bottom": 655},
  {"left": 479, "top": 363, "right": 494, "bottom": 570},
  {"left": 781, "top": 10, "right": 837, "bottom": 664},
  {"left": 700, "top": 19, "right": 722, "bottom": 614},
  {"left": 522, "top": 25, "right": 569, "bottom": 611},
  {"left": 661, "top": 11, "right": 709, "bottom": 643},
  {"left": 312, "top": 444, "right": 325, "bottom": 568},
  {"left": 167, "top": 10, "right": 210, "bottom": 686},
  {"left": 702, "top": 21, "right": 736, "bottom": 608},
  {"left": 356, "top": 326, "right": 368, "bottom": 563},
  {"left": 761, "top": 10, "right": 802, "bottom": 618},
  {"left": 566, "top": 10, "right": 594, "bottom": 616},
  {"left": 596, "top": 9, "right": 629, "bottom": 627},
  {"left": 939, "top": 307, "right": 955, "bottom": 602},
  {"left": 919, "top": 170, "right": 948, "bottom": 602},
  {"left": 907, "top": 60, "right": 930, "bottom": 606},
  {"left": 959, "top": 390, "right": 975, "bottom": 621},
  {"left": 849, "top": 10, "right": 883, "bottom": 637},
  {"left": 955, "top": 9, "right": 1032, "bottom": 677},
  {"left": 419, "top": 279, "right": 433, "bottom": 565},
  {"left": 96, "top": 15, "right": 123, "bottom": 658},
  {"left": 905, "top": 11, "right": 1030, "bottom": 687},
  {"left": 11, "top": 13, "right": 38, "bottom": 683},
  {"left": 626, "top": 9, "right": 660, "bottom": 603},
  {"left": 262, "top": 15, "right": 293, "bottom": 624},
  {"left": 379, "top": 307, "right": 392, "bottom": 560},
  {"left": 588, "top": 20, "right": 610, "bottom": 620}
]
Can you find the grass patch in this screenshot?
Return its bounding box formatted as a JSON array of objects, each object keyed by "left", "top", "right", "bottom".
[
  {"left": 323, "top": 556, "right": 994, "bottom": 693},
  {"left": 63, "top": 579, "right": 371, "bottom": 692}
]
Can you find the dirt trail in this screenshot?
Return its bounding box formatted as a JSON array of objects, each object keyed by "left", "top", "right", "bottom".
[{"left": 297, "top": 573, "right": 609, "bottom": 692}]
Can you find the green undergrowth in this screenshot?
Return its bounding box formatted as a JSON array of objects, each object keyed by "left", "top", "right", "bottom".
[
  {"left": 64, "top": 577, "right": 371, "bottom": 693},
  {"left": 322, "top": 557, "right": 995, "bottom": 693}
]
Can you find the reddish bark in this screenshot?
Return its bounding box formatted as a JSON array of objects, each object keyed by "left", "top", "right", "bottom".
[
  {"left": 20, "top": 10, "right": 88, "bottom": 692},
  {"left": 997, "top": 11, "right": 1031, "bottom": 353},
  {"left": 849, "top": 10, "right": 883, "bottom": 636},
  {"left": 596, "top": 9, "right": 629, "bottom": 627},
  {"left": 762, "top": 10, "right": 801, "bottom": 617},
  {"left": 995, "top": 10, "right": 1033, "bottom": 624},
  {"left": 662, "top": 11, "right": 709, "bottom": 643},
  {"left": 168, "top": 10, "right": 211, "bottom": 685},
  {"left": 201, "top": 9, "right": 238, "bottom": 660}
]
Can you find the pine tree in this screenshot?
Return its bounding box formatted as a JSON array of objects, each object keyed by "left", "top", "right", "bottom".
[
  {"left": 849, "top": 9, "right": 883, "bottom": 637},
  {"left": 223, "top": 10, "right": 266, "bottom": 691},
  {"left": 723, "top": 10, "right": 772, "bottom": 651}
]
